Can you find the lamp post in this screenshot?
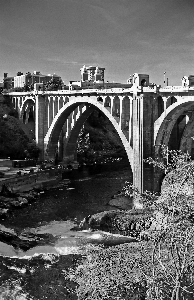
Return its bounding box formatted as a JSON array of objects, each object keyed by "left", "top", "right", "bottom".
[{"left": 164, "top": 71, "right": 166, "bottom": 85}]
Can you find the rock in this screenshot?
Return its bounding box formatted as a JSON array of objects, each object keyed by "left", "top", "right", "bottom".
[
  {"left": 84, "top": 210, "right": 123, "bottom": 231},
  {"left": 0, "top": 224, "right": 56, "bottom": 251},
  {"left": 0, "top": 196, "right": 15, "bottom": 208},
  {"left": 79, "top": 209, "right": 154, "bottom": 238},
  {"left": 17, "top": 196, "right": 28, "bottom": 205},
  {"left": 108, "top": 196, "right": 133, "bottom": 210},
  {"left": 0, "top": 208, "right": 9, "bottom": 215},
  {"left": 19, "top": 193, "right": 35, "bottom": 202},
  {"left": 0, "top": 184, "right": 18, "bottom": 197},
  {"left": 10, "top": 200, "right": 21, "bottom": 207}
]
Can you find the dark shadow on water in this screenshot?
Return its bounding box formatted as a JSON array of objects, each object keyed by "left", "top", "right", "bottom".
[{"left": 63, "top": 159, "right": 132, "bottom": 181}]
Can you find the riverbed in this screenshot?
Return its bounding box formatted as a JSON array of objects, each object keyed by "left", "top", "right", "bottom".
[{"left": 0, "top": 160, "right": 133, "bottom": 299}]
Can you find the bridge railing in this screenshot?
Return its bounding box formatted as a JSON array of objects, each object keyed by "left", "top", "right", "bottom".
[{"left": 159, "top": 86, "right": 188, "bottom": 92}]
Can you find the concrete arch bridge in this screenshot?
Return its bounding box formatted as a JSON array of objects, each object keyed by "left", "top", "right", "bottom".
[{"left": 6, "top": 82, "right": 194, "bottom": 192}]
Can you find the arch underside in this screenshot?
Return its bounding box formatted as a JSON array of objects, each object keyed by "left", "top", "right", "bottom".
[
  {"left": 20, "top": 98, "right": 35, "bottom": 114},
  {"left": 45, "top": 96, "right": 133, "bottom": 170},
  {"left": 155, "top": 100, "right": 194, "bottom": 157}
]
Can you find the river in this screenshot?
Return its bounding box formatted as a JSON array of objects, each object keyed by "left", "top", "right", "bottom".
[{"left": 0, "top": 159, "right": 133, "bottom": 299}]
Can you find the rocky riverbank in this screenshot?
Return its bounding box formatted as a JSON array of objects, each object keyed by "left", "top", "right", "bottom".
[{"left": 0, "top": 177, "right": 70, "bottom": 219}]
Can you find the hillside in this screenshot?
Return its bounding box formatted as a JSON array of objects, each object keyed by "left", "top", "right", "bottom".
[{"left": 0, "top": 98, "right": 39, "bottom": 160}]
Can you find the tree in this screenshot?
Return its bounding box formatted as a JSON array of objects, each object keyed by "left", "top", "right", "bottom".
[{"left": 45, "top": 78, "right": 63, "bottom": 91}]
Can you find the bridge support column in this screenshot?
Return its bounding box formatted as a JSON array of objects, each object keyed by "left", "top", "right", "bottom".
[
  {"left": 35, "top": 94, "right": 47, "bottom": 161},
  {"left": 133, "top": 93, "right": 143, "bottom": 203}
]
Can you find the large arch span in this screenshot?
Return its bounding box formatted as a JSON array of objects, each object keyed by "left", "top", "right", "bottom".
[
  {"left": 154, "top": 98, "right": 194, "bottom": 157},
  {"left": 44, "top": 96, "right": 134, "bottom": 170}
]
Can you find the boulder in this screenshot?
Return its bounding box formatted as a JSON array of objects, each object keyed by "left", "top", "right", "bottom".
[
  {"left": 0, "top": 184, "right": 18, "bottom": 197},
  {"left": 108, "top": 195, "right": 133, "bottom": 210},
  {"left": 79, "top": 209, "right": 154, "bottom": 238},
  {"left": 17, "top": 196, "right": 28, "bottom": 205},
  {"left": 0, "top": 196, "right": 15, "bottom": 208},
  {"left": 0, "top": 208, "right": 9, "bottom": 215},
  {"left": 0, "top": 224, "right": 56, "bottom": 251}
]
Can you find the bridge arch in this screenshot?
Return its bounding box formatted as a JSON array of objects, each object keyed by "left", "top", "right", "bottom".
[
  {"left": 45, "top": 96, "right": 133, "bottom": 170},
  {"left": 20, "top": 98, "right": 35, "bottom": 119},
  {"left": 166, "top": 95, "right": 177, "bottom": 109},
  {"left": 154, "top": 99, "right": 194, "bottom": 157}
]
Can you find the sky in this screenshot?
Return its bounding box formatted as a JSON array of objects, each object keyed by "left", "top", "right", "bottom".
[{"left": 0, "top": 0, "right": 194, "bottom": 86}]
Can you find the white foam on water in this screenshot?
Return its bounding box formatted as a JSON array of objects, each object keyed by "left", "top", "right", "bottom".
[
  {"left": 24, "top": 220, "right": 77, "bottom": 237},
  {"left": 0, "top": 241, "right": 19, "bottom": 257},
  {"left": 18, "top": 245, "right": 58, "bottom": 258},
  {"left": 8, "top": 266, "right": 26, "bottom": 274},
  {"left": 76, "top": 177, "right": 92, "bottom": 182},
  {"left": 55, "top": 246, "right": 80, "bottom": 255}
]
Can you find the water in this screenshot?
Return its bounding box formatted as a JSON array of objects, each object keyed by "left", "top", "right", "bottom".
[{"left": 0, "top": 160, "right": 133, "bottom": 299}]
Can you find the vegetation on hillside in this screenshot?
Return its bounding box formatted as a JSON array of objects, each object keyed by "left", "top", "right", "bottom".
[
  {"left": 0, "top": 99, "right": 40, "bottom": 160},
  {"left": 69, "top": 148, "right": 194, "bottom": 299}
]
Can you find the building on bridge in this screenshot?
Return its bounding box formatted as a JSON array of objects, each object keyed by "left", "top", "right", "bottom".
[
  {"left": 69, "top": 65, "right": 150, "bottom": 90},
  {"left": 14, "top": 71, "right": 62, "bottom": 89}
]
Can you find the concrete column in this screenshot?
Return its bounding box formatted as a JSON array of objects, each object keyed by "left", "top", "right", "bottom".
[
  {"left": 119, "top": 96, "right": 123, "bottom": 129},
  {"left": 47, "top": 99, "right": 50, "bottom": 129},
  {"left": 133, "top": 92, "right": 144, "bottom": 197},
  {"left": 53, "top": 98, "right": 55, "bottom": 120},
  {"left": 129, "top": 97, "right": 133, "bottom": 147},
  {"left": 44, "top": 97, "right": 49, "bottom": 133},
  {"left": 59, "top": 96, "right": 63, "bottom": 110},
  {"left": 74, "top": 107, "right": 78, "bottom": 123},
  {"left": 58, "top": 130, "right": 64, "bottom": 161},
  {"left": 54, "top": 96, "right": 58, "bottom": 117},
  {"left": 68, "top": 113, "right": 72, "bottom": 135},
  {"left": 71, "top": 111, "right": 75, "bottom": 129},
  {"left": 49, "top": 97, "right": 53, "bottom": 127},
  {"left": 163, "top": 97, "right": 167, "bottom": 117},
  {"left": 102, "top": 96, "right": 106, "bottom": 106},
  {"left": 35, "top": 94, "right": 47, "bottom": 160},
  {"left": 76, "top": 107, "right": 81, "bottom": 121},
  {"left": 58, "top": 97, "right": 60, "bottom": 113},
  {"left": 25, "top": 111, "right": 29, "bottom": 124},
  {"left": 110, "top": 96, "right": 113, "bottom": 115}
]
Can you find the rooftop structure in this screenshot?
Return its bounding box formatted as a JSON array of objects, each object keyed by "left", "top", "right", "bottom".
[{"left": 14, "top": 71, "right": 62, "bottom": 88}]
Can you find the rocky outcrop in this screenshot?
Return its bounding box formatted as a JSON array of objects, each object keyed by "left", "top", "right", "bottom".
[
  {"left": 79, "top": 209, "right": 154, "bottom": 239},
  {"left": 0, "top": 224, "right": 57, "bottom": 251},
  {"left": 108, "top": 193, "right": 133, "bottom": 210},
  {"left": 0, "top": 179, "right": 69, "bottom": 219},
  {"left": 0, "top": 185, "right": 39, "bottom": 218}
]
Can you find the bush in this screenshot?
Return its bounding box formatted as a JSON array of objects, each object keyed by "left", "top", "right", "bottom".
[{"left": 26, "top": 141, "right": 40, "bottom": 160}]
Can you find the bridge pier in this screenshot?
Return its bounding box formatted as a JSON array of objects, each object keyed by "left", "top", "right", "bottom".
[
  {"left": 133, "top": 93, "right": 143, "bottom": 195},
  {"left": 35, "top": 94, "right": 48, "bottom": 160}
]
